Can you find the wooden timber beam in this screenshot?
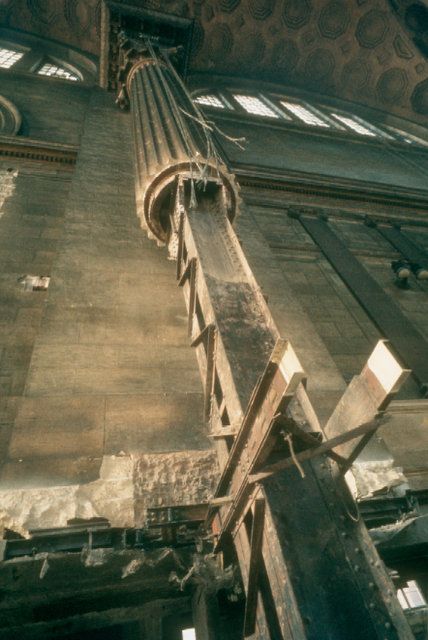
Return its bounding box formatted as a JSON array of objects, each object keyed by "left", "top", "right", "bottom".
[
  {"left": 210, "top": 339, "right": 306, "bottom": 549},
  {"left": 243, "top": 497, "right": 266, "bottom": 637},
  {"left": 249, "top": 416, "right": 386, "bottom": 483},
  {"left": 190, "top": 323, "right": 217, "bottom": 420},
  {"left": 213, "top": 340, "right": 409, "bottom": 535}
]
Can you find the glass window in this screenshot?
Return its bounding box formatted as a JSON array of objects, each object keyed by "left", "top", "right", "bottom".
[
  {"left": 280, "top": 101, "right": 329, "bottom": 127},
  {"left": 234, "top": 94, "right": 279, "bottom": 118},
  {"left": 330, "top": 113, "right": 376, "bottom": 137},
  {"left": 193, "top": 88, "right": 425, "bottom": 146},
  {"left": 0, "top": 47, "right": 24, "bottom": 69},
  {"left": 397, "top": 581, "right": 426, "bottom": 610},
  {"left": 194, "top": 94, "right": 225, "bottom": 109},
  {"left": 387, "top": 125, "right": 428, "bottom": 147},
  {"left": 37, "top": 62, "right": 79, "bottom": 81}
]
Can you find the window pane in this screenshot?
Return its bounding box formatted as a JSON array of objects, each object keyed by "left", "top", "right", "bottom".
[
  {"left": 403, "top": 581, "right": 426, "bottom": 608},
  {"left": 331, "top": 113, "right": 376, "bottom": 137},
  {"left": 387, "top": 125, "right": 428, "bottom": 147},
  {"left": 234, "top": 94, "right": 279, "bottom": 118},
  {"left": 38, "top": 63, "right": 79, "bottom": 81},
  {"left": 0, "top": 48, "right": 24, "bottom": 69},
  {"left": 280, "top": 101, "right": 329, "bottom": 127},
  {"left": 397, "top": 589, "right": 409, "bottom": 610},
  {"left": 194, "top": 94, "right": 225, "bottom": 108}
]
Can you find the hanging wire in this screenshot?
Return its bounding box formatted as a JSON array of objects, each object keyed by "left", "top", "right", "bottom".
[
  {"left": 177, "top": 106, "right": 247, "bottom": 150},
  {"left": 142, "top": 38, "right": 246, "bottom": 210},
  {"left": 284, "top": 433, "right": 306, "bottom": 479}
]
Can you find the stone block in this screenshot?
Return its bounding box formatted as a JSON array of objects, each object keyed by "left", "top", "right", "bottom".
[
  {"left": 105, "top": 392, "right": 207, "bottom": 454},
  {"left": 0, "top": 456, "right": 102, "bottom": 488},
  {"left": 8, "top": 396, "right": 105, "bottom": 459},
  {"left": 25, "top": 366, "right": 75, "bottom": 396},
  {"left": 72, "top": 367, "right": 164, "bottom": 395}
]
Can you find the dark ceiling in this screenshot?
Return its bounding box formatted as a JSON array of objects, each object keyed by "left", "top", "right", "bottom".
[{"left": 1, "top": 0, "right": 428, "bottom": 123}]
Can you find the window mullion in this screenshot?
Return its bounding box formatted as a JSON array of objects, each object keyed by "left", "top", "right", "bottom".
[{"left": 13, "top": 49, "right": 44, "bottom": 73}]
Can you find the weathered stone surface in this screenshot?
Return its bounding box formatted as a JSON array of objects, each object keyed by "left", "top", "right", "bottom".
[
  {"left": 0, "top": 455, "right": 134, "bottom": 537},
  {"left": 105, "top": 393, "right": 208, "bottom": 454},
  {"left": 133, "top": 450, "right": 219, "bottom": 526},
  {"left": 1, "top": 79, "right": 208, "bottom": 491}
]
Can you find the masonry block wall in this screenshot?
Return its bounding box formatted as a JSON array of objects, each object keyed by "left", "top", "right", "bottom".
[
  {"left": 0, "top": 74, "right": 211, "bottom": 505},
  {"left": 1, "top": 63, "right": 428, "bottom": 519}
]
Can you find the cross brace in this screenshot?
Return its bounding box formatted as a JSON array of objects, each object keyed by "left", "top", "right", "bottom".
[{"left": 209, "top": 339, "right": 408, "bottom": 555}]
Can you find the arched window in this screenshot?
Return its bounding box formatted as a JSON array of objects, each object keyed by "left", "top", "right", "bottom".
[
  {"left": 0, "top": 30, "right": 96, "bottom": 83},
  {"left": 194, "top": 94, "right": 225, "bottom": 109},
  {"left": 37, "top": 61, "right": 80, "bottom": 82}
]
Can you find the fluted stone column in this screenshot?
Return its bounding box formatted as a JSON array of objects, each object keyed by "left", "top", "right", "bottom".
[{"left": 116, "top": 34, "right": 238, "bottom": 245}]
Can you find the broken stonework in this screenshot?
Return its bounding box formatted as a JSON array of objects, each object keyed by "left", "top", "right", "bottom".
[
  {"left": 133, "top": 450, "right": 219, "bottom": 526},
  {"left": 0, "top": 455, "right": 135, "bottom": 538},
  {"left": 0, "top": 451, "right": 219, "bottom": 537}
]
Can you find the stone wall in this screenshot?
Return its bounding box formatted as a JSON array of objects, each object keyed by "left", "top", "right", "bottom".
[
  {"left": 0, "top": 75, "right": 213, "bottom": 527},
  {"left": 0, "top": 165, "right": 73, "bottom": 485},
  {"left": 218, "top": 117, "right": 428, "bottom": 191},
  {"left": 0, "top": 73, "right": 91, "bottom": 144}
]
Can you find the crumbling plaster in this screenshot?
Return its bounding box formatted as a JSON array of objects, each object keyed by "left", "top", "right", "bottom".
[{"left": 0, "top": 450, "right": 219, "bottom": 537}]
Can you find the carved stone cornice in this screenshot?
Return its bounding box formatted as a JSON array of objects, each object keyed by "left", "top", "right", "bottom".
[
  {"left": 0, "top": 96, "right": 21, "bottom": 137},
  {"left": 0, "top": 136, "right": 78, "bottom": 169},
  {"left": 233, "top": 162, "right": 428, "bottom": 217}
]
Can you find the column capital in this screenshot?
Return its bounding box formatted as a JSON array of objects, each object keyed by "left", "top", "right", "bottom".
[
  {"left": 115, "top": 31, "right": 179, "bottom": 110},
  {"left": 99, "top": 1, "right": 193, "bottom": 91}
]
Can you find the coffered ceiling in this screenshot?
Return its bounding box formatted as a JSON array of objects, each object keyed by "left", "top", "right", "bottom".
[{"left": 1, "top": 0, "right": 428, "bottom": 123}]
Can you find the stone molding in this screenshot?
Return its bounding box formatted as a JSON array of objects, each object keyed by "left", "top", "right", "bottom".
[{"left": 0, "top": 95, "right": 21, "bottom": 136}]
